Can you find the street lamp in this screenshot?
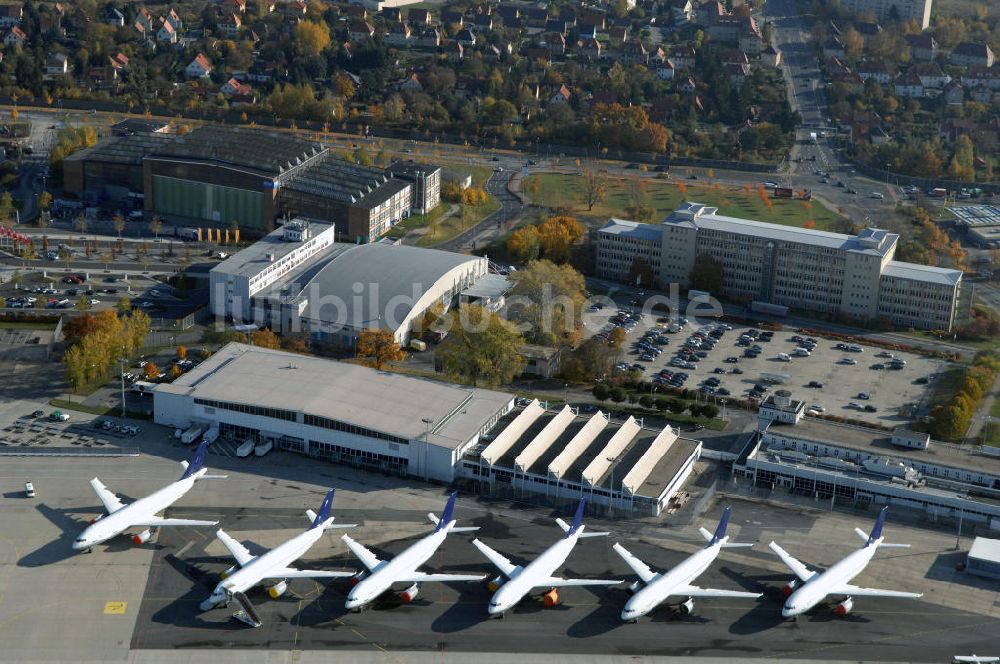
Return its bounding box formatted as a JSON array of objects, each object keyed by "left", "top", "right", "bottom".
[
  {"left": 421, "top": 417, "right": 434, "bottom": 481},
  {"left": 607, "top": 453, "right": 624, "bottom": 518}
]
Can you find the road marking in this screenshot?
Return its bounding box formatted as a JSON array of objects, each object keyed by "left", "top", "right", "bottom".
[{"left": 104, "top": 600, "right": 127, "bottom": 614}]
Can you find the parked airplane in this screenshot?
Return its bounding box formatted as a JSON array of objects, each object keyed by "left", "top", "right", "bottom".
[
  {"left": 73, "top": 440, "right": 224, "bottom": 552},
  {"left": 199, "top": 489, "right": 357, "bottom": 623},
  {"left": 473, "top": 499, "right": 622, "bottom": 617},
  {"left": 343, "top": 492, "right": 486, "bottom": 610},
  {"left": 614, "top": 506, "right": 761, "bottom": 621},
  {"left": 769, "top": 506, "right": 923, "bottom": 618}
]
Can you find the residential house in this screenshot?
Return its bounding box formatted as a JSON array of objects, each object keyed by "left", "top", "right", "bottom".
[
  {"left": 971, "top": 86, "right": 992, "bottom": 103},
  {"left": 738, "top": 28, "right": 763, "bottom": 56},
  {"left": 669, "top": 45, "right": 695, "bottom": 70},
  {"left": 399, "top": 73, "right": 422, "bottom": 91},
  {"left": 222, "top": 0, "right": 247, "bottom": 13},
  {"left": 165, "top": 8, "right": 183, "bottom": 31},
  {"left": 724, "top": 61, "right": 750, "bottom": 85},
  {"left": 381, "top": 7, "right": 402, "bottom": 22},
  {"left": 456, "top": 28, "right": 476, "bottom": 47},
  {"left": 762, "top": 44, "right": 781, "bottom": 67},
  {"left": 344, "top": 6, "right": 369, "bottom": 19},
  {"left": 579, "top": 8, "right": 606, "bottom": 30},
  {"left": 943, "top": 80, "right": 965, "bottom": 104},
  {"left": 620, "top": 40, "right": 648, "bottom": 66},
  {"left": 823, "top": 36, "right": 845, "bottom": 59},
  {"left": 558, "top": 5, "right": 576, "bottom": 24},
  {"left": 523, "top": 7, "right": 547, "bottom": 28},
  {"left": 580, "top": 37, "right": 602, "bottom": 61},
  {"left": 696, "top": 0, "right": 724, "bottom": 25},
  {"left": 680, "top": 77, "right": 697, "bottom": 93},
  {"left": 39, "top": 12, "right": 64, "bottom": 37},
  {"left": 86, "top": 65, "right": 117, "bottom": 87},
  {"left": 246, "top": 60, "right": 277, "bottom": 82},
  {"left": 221, "top": 77, "right": 253, "bottom": 98},
  {"left": 473, "top": 13, "right": 495, "bottom": 30},
  {"left": 44, "top": 52, "right": 68, "bottom": 75},
  {"left": 185, "top": 53, "right": 213, "bottom": 78},
  {"left": 577, "top": 23, "right": 597, "bottom": 40},
  {"left": 893, "top": 71, "right": 923, "bottom": 98},
  {"left": 549, "top": 84, "right": 571, "bottom": 104},
  {"left": 417, "top": 27, "right": 440, "bottom": 48},
  {"left": 857, "top": 60, "right": 891, "bottom": 85},
  {"left": 545, "top": 18, "right": 567, "bottom": 34},
  {"left": 348, "top": 20, "right": 374, "bottom": 42},
  {"left": 218, "top": 13, "right": 241, "bottom": 37},
  {"left": 408, "top": 8, "right": 431, "bottom": 25},
  {"left": 278, "top": 0, "right": 307, "bottom": 17},
  {"left": 950, "top": 41, "right": 995, "bottom": 68},
  {"left": 668, "top": 0, "right": 694, "bottom": 23},
  {"left": 0, "top": 3, "right": 21, "bottom": 28},
  {"left": 136, "top": 6, "right": 154, "bottom": 32},
  {"left": 446, "top": 40, "right": 464, "bottom": 62},
  {"left": 524, "top": 46, "right": 551, "bottom": 64},
  {"left": 3, "top": 26, "right": 26, "bottom": 47},
  {"left": 544, "top": 32, "right": 566, "bottom": 55},
  {"left": 157, "top": 19, "right": 178, "bottom": 43},
  {"left": 655, "top": 58, "right": 676, "bottom": 80},
  {"left": 385, "top": 22, "right": 411, "bottom": 47},
  {"left": 104, "top": 6, "right": 125, "bottom": 27},
  {"left": 911, "top": 62, "right": 950, "bottom": 89},
  {"left": 441, "top": 10, "right": 463, "bottom": 26},
  {"left": 496, "top": 6, "right": 519, "bottom": 25},
  {"left": 963, "top": 66, "right": 1000, "bottom": 91},
  {"left": 905, "top": 33, "right": 937, "bottom": 61},
  {"left": 608, "top": 25, "right": 628, "bottom": 46},
  {"left": 855, "top": 22, "right": 882, "bottom": 47}
]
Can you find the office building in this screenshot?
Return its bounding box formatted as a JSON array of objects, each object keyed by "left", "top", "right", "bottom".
[{"left": 840, "top": 0, "right": 932, "bottom": 30}]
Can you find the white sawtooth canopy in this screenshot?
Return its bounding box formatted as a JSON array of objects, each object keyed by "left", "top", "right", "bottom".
[{"left": 480, "top": 399, "right": 544, "bottom": 466}]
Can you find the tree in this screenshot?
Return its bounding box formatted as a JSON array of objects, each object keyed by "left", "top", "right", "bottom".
[
  {"left": 0, "top": 191, "right": 13, "bottom": 224},
  {"left": 112, "top": 213, "right": 126, "bottom": 238},
  {"left": 250, "top": 328, "right": 281, "bottom": 349},
  {"left": 38, "top": 190, "right": 52, "bottom": 213},
  {"left": 75, "top": 296, "right": 89, "bottom": 310},
  {"left": 507, "top": 225, "right": 541, "bottom": 263},
  {"left": 74, "top": 212, "right": 87, "bottom": 234},
  {"left": 295, "top": 21, "right": 331, "bottom": 57},
  {"left": 609, "top": 386, "right": 626, "bottom": 402},
  {"left": 508, "top": 260, "right": 587, "bottom": 346},
  {"left": 148, "top": 216, "right": 162, "bottom": 239},
  {"left": 168, "top": 364, "right": 183, "bottom": 380},
  {"left": 356, "top": 328, "right": 405, "bottom": 369},
  {"left": 536, "top": 215, "right": 584, "bottom": 264},
  {"left": 176, "top": 345, "right": 187, "bottom": 360},
  {"left": 436, "top": 304, "right": 525, "bottom": 387},
  {"left": 593, "top": 383, "right": 610, "bottom": 401},
  {"left": 144, "top": 362, "right": 161, "bottom": 381},
  {"left": 63, "top": 313, "right": 99, "bottom": 344},
  {"left": 582, "top": 165, "right": 607, "bottom": 211},
  {"left": 689, "top": 253, "right": 725, "bottom": 293},
  {"left": 628, "top": 257, "right": 655, "bottom": 288},
  {"left": 116, "top": 296, "right": 132, "bottom": 314}
]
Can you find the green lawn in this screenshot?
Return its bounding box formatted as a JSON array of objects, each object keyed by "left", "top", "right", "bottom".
[
  {"left": 529, "top": 173, "right": 848, "bottom": 231},
  {"left": 383, "top": 204, "right": 447, "bottom": 239},
  {"left": 417, "top": 196, "right": 501, "bottom": 247}
]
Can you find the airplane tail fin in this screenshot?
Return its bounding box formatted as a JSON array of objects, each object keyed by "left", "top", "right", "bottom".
[
  {"left": 866, "top": 506, "right": 889, "bottom": 546},
  {"left": 434, "top": 491, "right": 458, "bottom": 533},
  {"left": 310, "top": 489, "right": 336, "bottom": 529},
  {"left": 180, "top": 440, "right": 209, "bottom": 480},
  {"left": 709, "top": 506, "right": 731, "bottom": 545},
  {"left": 566, "top": 499, "right": 586, "bottom": 537}
]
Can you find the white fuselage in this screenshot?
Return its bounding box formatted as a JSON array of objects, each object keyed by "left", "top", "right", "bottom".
[
  {"left": 202, "top": 526, "right": 327, "bottom": 609},
  {"left": 73, "top": 472, "right": 201, "bottom": 550},
  {"left": 488, "top": 534, "right": 579, "bottom": 616},
  {"left": 346, "top": 529, "right": 448, "bottom": 609},
  {"left": 621, "top": 543, "right": 721, "bottom": 621},
  {"left": 783, "top": 542, "right": 879, "bottom": 617}
]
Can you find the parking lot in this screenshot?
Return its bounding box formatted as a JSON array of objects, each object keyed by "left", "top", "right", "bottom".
[
  {"left": 0, "top": 272, "right": 168, "bottom": 312},
  {"left": 589, "top": 309, "right": 949, "bottom": 426}
]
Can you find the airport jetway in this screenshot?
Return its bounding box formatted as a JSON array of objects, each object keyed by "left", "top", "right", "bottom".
[
  {"left": 481, "top": 399, "right": 544, "bottom": 466},
  {"left": 581, "top": 417, "right": 641, "bottom": 489},
  {"left": 548, "top": 412, "right": 609, "bottom": 480},
  {"left": 514, "top": 405, "right": 575, "bottom": 473}
]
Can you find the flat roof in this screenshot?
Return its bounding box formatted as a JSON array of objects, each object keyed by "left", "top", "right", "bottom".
[
  {"left": 968, "top": 537, "right": 1000, "bottom": 562},
  {"left": 666, "top": 202, "right": 899, "bottom": 257},
  {"left": 155, "top": 342, "right": 513, "bottom": 450},
  {"left": 149, "top": 125, "right": 325, "bottom": 177},
  {"left": 882, "top": 261, "right": 962, "bottom": 286},
  {"left": 597, "top": 218, "right": 662, "bottom": 242},
  {"left": 297, "top": 243, "right": 484, "bottom": 333},
  {"left": 284, "top": 154, "right": 410, "bottom": 208},
  {"left": 461, "top": 272, "right": 511, "bottom": 299},
  {"left": 387, "top": 160, "right": 441, "bottom": 178},
  {"left": 210, "top": 219, "right": 334, "bottom": 280},
  {"left": 764, "top": 419, "right": 1000, "bottom": 477}
]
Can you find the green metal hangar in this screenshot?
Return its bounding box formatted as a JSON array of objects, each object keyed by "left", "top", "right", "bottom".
[{"left": 142, "top": 125, "right": 326, "bottom": 233}]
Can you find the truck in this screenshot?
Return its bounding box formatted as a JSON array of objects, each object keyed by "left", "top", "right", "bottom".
[
  {"left": 181, "top": 424, "right": 206, "bottom": 444},
  {"left": 928, "top": 188, "right": 947, "bottom": 198},
  {"left": 203, "top": 426, "right": 220, "bottom": 445},
  {"left": 810, "top": 132, "right": 818, "bottom": 143},
  {"left": 409, "top": 338, "right": 427, "bottom": 352},
  {"left": 131, "top": 380, "right": 156, "bottom": 394}
]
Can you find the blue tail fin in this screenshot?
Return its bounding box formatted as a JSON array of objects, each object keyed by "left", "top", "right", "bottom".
[
  {"left": 867, "top": 506, "right": 888, "bottom": 546},
  {"left": 710, "top": 506, "right": 732, "bottom": 545},
  {"left": 180, "top": 440, "right": 209, "bottom": 480},
  {"left": 435, "top": 491, "right": 457, "bottom": 532},
  {"left": 311, "top": 489, "right": 336, "bottom": 529},
  {"left": 567, "top": 499, "right": 586, "bottom": 537}
]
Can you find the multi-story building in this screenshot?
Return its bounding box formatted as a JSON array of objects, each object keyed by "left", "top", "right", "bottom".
[
  {"left": 595, "top": 203, "right": 963, "bottom": 331},
  {"left": 839, "top": 0, "right": 932, "bottom": 30},
  {"left": 386, "top": 160, "right": 441, "bottom": 215}
]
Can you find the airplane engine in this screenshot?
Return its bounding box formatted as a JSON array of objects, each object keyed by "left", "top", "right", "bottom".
[
  {"left": 678, "top": 598, "right": 695, "bottom": 615},
  {"left": 627, "top": 581, "right": 642, "bottom": 596},
  {"left": 219, "top": 565, "right": 238, "bottom": 580},
  {"left": 267, "top": 581, "right": 288, "bottom": 599},
  {"left": 400, "top": 583, "right": 420, "bottom": 604},
  {"left": 132, "top": 529, "right": 152, "bottom": 545},
  {"left": 486, "top": 575, "right": 505, "bottom": 592},
  {"left": 543, "top": 588, "right": 559, "bottom": 608},
  {"left": 781, "top": 580, "right": 799, "bottom": 597},
  {"left": 350, "top": 572, "right": 366, "bottom": 586},
  {"left": 834, "top": 597, "right": 854, "bottom": 616}
]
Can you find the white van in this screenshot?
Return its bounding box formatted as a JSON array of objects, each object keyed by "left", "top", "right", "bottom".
[
  {"left": 24, "top": 481, "right": 35, "bottom": 497},
  {"left": 775, "top": 353, "right": 791, "bottom": 362},
  {"left": 792, "top": 347, "right": 811, "bottom": 357}
]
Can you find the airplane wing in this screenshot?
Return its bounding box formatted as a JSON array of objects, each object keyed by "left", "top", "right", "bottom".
[
  {"left": 397, "top": 572, "right": 487, "bottom": 583},
  {"left": 768, "top": 541, "right": 816, "bottom": 582},
  {"left": 90, "top": 478, "right": 125, "bottom": 514},
  {"left": 612, "top": 543, "right": 657, "bottom": 584},
  {"left": 540, "top": 576, "right": 622, "bottom": 588},
  {"left": 131, "top": 517, "right": 220, "bottom": 527},
  {"left": 675, "top": 585, "right": 762, "bottom": 599},
  {"left": 341, "top": 534, "right": 383, "bottom": 571},
  {"left": 826, "top": 584, "right": 923, "bottom": 599},
  {"left": 216, "top": 529, "right": 255, "bottom": 567},
  {"left": 472, "top": 538, "right": 519, "bottom": 579},
  {"left": 271, "top": 567, "right": 357, "bottom": 580}
]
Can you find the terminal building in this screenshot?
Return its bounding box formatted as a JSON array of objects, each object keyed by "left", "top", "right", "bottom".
[
  {"left": 595, "top": 202, "right": 964, "bottom": 331},
  {"left": 734, "top": 409, "right": 1000, "bottom": 528},
  {"left": 153, "top": 344, "right": 700, "bottom": 513}
]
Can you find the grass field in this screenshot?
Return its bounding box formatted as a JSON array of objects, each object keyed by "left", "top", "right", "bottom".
[
  {"left": 528, "top": 173, "right": 848, "bottom": 231},
  {"left": 417, "top": 196, "right": 501, "bottom": 247}
]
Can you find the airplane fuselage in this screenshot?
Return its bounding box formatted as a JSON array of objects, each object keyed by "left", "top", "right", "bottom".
[
  {"left": 203, "top": 526, "right": 327, "bottom": 609},
  {"left": 346, "top": 529, "right": 448, "bottom": 609},
  {"left": 783, "top": 541, "right": 880, "bottom": 617},
  {"left": 622, "top": 543, "right": 722, "bottom": 620},
  {"left": 488, "top": 534, "right": 579, "bottom": 616},
  {"left": 73, "top": 473, "right": 201, "bottom": 550}
]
